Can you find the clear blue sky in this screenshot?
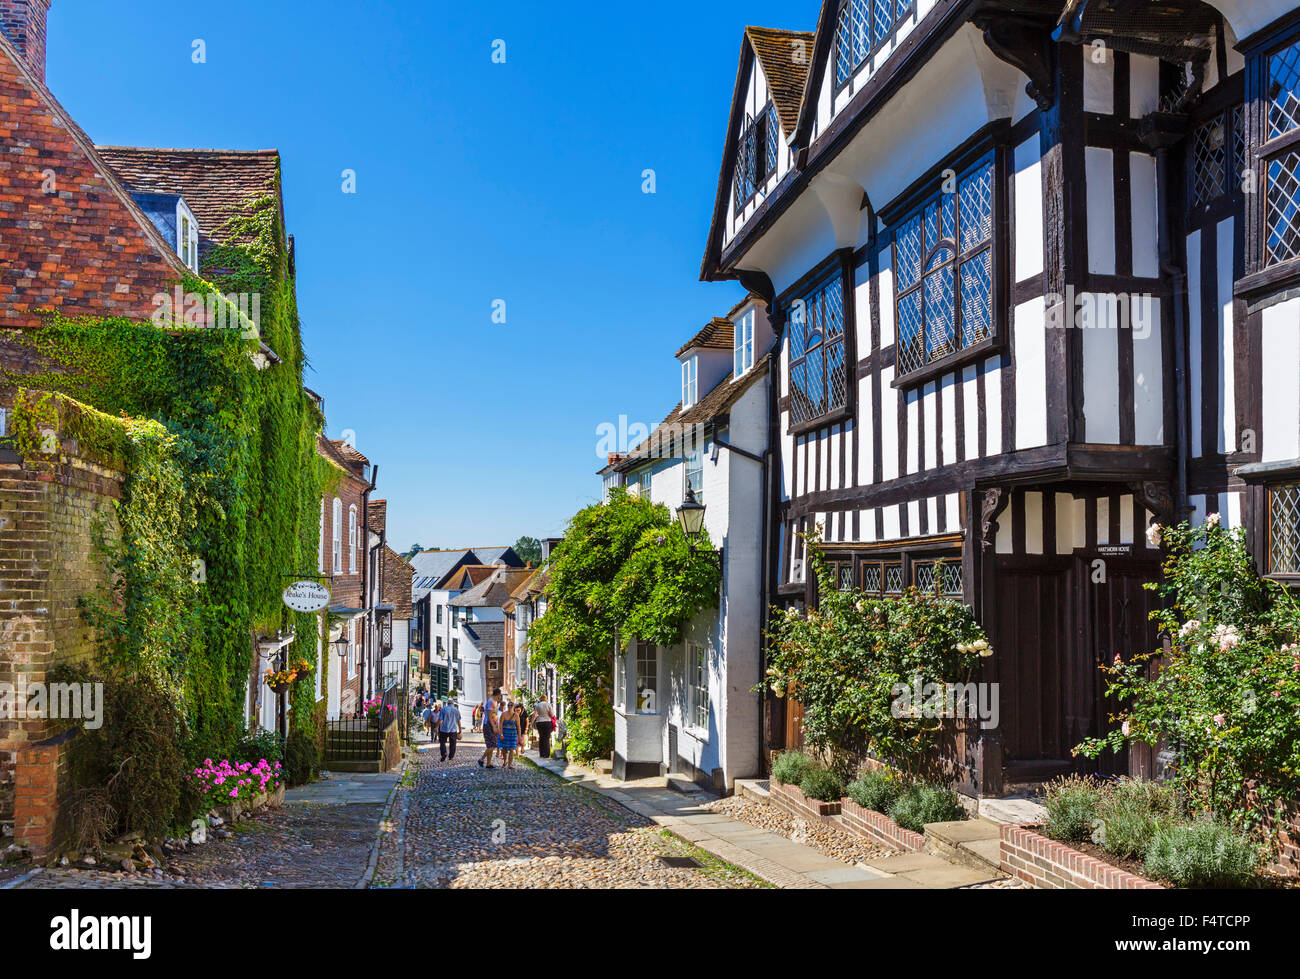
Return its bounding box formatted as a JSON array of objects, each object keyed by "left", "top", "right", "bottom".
[{"left": 48, "top": 0, "right": 809, "bottom": 551}]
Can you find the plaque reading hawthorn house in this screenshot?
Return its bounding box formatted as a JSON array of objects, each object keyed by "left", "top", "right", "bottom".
[{"left": 282, "top": 580, "right": 331, "bottom": 613}]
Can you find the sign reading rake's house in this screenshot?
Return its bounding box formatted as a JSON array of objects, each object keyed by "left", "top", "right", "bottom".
[{"left": 283, "top": 580, "right": 331, "bottom": 613}]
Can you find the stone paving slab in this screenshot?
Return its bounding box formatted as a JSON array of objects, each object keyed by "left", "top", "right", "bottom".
[
  {"left": 805, "top": 865, "right": 885, "bottom": 885},
  {"left": 286, "top": 772, "right": 400, "bottom": 806},
  {"left": 829, "top": 875, "right": 926, "bottom": 889}
]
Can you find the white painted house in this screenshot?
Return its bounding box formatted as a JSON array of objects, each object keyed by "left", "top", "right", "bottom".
[{"left": 601, "top": 296, "right": 773, "bottom": 790}]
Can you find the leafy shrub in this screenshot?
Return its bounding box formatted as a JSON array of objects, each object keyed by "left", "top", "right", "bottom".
[
  {"left": 771, "top": 750, "right": 814, "bottom": 786},
  {"left": 1143, "top": 822, "right": 1260, "bottom": 888},
  {"left": 1042, "top": 775, "right": 1104, "bottom": 844},
  {"left": 1074, "top": 518, "right": 1300, "bottom": 828},
  {"left": 888, "top": 782, "right": 965, "bottom": 833},
  {"left": 284, "top": 731, "right": 318, "bottom": 786},
  {"left": 68, "top": 673, "right": 190, "bottom": 837},
  {"left": 799, "top": 765, "right": 845, "bottom": 802},
  {"left": 566, "top": 709, "right": 613, "bottom": 765},
  {"left": 1095, "top": 778, "right": 1178, "bottom": 859},
  {"left": 765, "top": 531, "right": 990, "bottom": 781},
  {"left": 847, "top": 769, "right": 903, "bottom": 813},
  {"left": 234, "top": 728, "right": 284, "bottom": 766}
]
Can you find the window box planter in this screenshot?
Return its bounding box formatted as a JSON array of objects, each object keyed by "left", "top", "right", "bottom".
[
  {"left": 838, "top": 798, "right": 926, "bottom": 852},
  {"left": 1000, "top": 824, "right": 1163, "bottom": 890},
  {"left": 769, "top": 778, "right": 841, "bottom": 820}
]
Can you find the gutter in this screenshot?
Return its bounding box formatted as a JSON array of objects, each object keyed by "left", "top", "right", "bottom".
[{"left": 360, "top": 463, "right": 378, "bottom": 708}]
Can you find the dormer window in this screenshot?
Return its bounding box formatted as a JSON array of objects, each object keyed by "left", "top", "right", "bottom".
[
  {"left": 733, "top": 102, "right": 779, "bottom": 214},
  {"left": 177, "top": 201, "right": 200, "bottom": 273},
  {"left": 682, "top": 356, "right": 698, "bottom": 409},
  {"left": 734, "top": 308, "right": 755, "bottom": 377},
  {"left": 835, "top": 0, "right": 916, "bottom": 89}
]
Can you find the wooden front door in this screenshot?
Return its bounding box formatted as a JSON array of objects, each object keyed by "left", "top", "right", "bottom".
[
  {"left": 988, "top": 563, "right": 1074, "bottom": 775},
  {"left": 1082, "top": 560, "right": 1163, "bottom": 778}
]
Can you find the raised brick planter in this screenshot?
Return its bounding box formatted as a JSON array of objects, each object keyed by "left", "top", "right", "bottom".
[
  {"left": 839, "top": 798, "right": 925, "bottom": 852},
  {"left": 769, "top": 779, "right": 841, "bottom": 820},
  {"left": 1000, "top": 824, "right": 1163, "bottom": 889}
]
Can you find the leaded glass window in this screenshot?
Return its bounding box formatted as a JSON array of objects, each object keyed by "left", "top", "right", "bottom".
[
  {"left": 1269, "top": 484, "right": 1300, "bottom": 575},
  {"left": 858, "top": 560, "right": 904, "bottom": 596},
  {"left": 835, "top": 0, "right": 916, "bottom": 87},
  {"left": 734, "top": 102, "right": 779, "bottom": 214},
  {"left": 894, "top": 155, "right": 995, "bottom": 378},
  {"left": 1189, "top": 106, "right": 1247, "bottom": 211},
  {"left": 1264, "top": 38, "right": 1300, "bottom": 267},
  {"left": 788, "top": 270, "right": 848, "bottom": 425}
]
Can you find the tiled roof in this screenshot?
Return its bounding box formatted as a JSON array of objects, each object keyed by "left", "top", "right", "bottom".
[
  {"left": 746, "top": 26, "right": 816, "bottom": 138},
  {"left": 381, "top": 546, "right": 414, "bottom": 617},
  {"left": 410, "top": 549, "right": 476, "bottom": 593},
  {"left": 0, "top": 31, "right": 190, "bottom": 330},
  {"left": 95, "top": 146, "right": 282, "bottom": 247},
  {"left": 450, "top": 567, "right": 536, "bottom": 608},
  {"left": 676, "top": 317, "right": 735, "bottom": 358},
  {"left": 438, "top": 565, "right": 498, "bottom": 592},
  {"left": 316, "top": 435, "right": 370, "bottom": 479},
  {"left": 617, "top": 352, "right": 772, "bottom": 473},
  {"left": 462, "top": 622, "right": 504, "bottom": 660},
  {"left": 368, "top": 499, "right": 387, "bottom": 537}
]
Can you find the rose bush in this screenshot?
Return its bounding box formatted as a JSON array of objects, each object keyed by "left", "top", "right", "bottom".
[
  {"left": 765, "top": 533, "right": 990, "bottom": 780},
  {"left": 1074, "top": 517, "right": 1300, "bottom": 833}
]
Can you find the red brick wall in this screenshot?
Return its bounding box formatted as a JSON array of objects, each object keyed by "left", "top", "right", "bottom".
[
  {"left": 999, "top": 824, "right": 1163, "bottom": 889},
  {"left": 768, "top": 779, "right": 841, "bottom": 820},
  {"left": 0, "top": 0, "right": 49, "bottom": 80},
  {"left": 11, "top": 740, "right": 66, "bottom": 859},
  {"left": 0, "top": 431, "right": 124, "bottom": 847},
  {"left": 840, "top": 798, "right": 926, "bottom": 852},
  {"left": 0, "top": 36, "right": 183, "bottom": 341}
]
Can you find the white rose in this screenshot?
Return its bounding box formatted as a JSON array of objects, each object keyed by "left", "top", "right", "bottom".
[
  {"left": 1146, "top": 523, "right": 1162, "bottom": 548},
  {"left": 1205, "top": 512, "right": 1221, "bottom": 528}
]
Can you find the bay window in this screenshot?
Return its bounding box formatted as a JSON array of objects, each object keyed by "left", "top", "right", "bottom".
[
  {"left": 1262, "top": 37, "right": 1300, "bottom": 266},
  {"left": 894, "top": 154, "right": 995, "bottom": 378},
  {"left": 788, "top": 263, "right": 849, "bottom": 427}
]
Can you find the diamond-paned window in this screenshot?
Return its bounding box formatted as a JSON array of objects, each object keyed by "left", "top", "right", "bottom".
[
  {"left": 894, "top": 155, "right": 996, "bottom": 378},
  {"left": 940, "top": 562, "right": 963, "bottom": 597},
  {"left": 787, "top": 269, "right": 848, "bottom": 426},
  {"left": 914, "top": 561, "right": 936, "bottom": 594},
  {"left": 835, "top": 0, "right": 915, "bottom": 87},
  {"left": 1269, "top": 484, "right": 1300, "bottom": 575},
  {"left": 1190, "top": 115, "right": 1228, "bottom": 207},
  {"left": 1267, "top": 150, "right": 1300, "bottom": 264},
  {"left": 884, "top": 564, "right": 904, "bottom": 595},
  {"left": 1263, "top": 36, "right": 1300, "bottom": 268},
  {"left": 1269, "top": 40, "right": 1300, "bottom": 139},
  {"left": 861, "top": 564, "right": 882, "bottom": 593},
  {"left": 734, "top": 102, "right": 779, "bottom": 215}
]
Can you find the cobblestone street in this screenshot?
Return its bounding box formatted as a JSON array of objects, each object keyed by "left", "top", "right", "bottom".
[{"left": 371, "top": 738, "right": 766, "bottom": 889}]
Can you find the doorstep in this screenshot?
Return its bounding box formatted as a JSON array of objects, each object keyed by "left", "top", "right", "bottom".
[{"left": 924, "top": 819, "right": 1005, "bottom": 878}]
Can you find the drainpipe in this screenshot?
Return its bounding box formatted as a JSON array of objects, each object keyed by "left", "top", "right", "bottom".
[
  {"left": 361, "top": 464, "right": 378, "bottom": 711},
  {"left": 1140, "top": 119, "right": 1191, "bottom": 519}
]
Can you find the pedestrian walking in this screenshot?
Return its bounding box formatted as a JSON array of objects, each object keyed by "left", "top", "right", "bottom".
[
  {"left": 498, "top": 702, "right": 519, "bottom": 769},
  {"left": 472, "top": 703, "right": 483, "bottom": 734},
  {"left": 516, "top": 702, "right": 530, "bottom": 752},
  {"left": 421, "top": 702, "right": 435, "bottom": 738},
  {"left": 478, "top": 688, "right": 502, "bottom": 769},
  {"left": 438, "top": 697, "right": 462, "bottom": 761},
  {"left": 532, "top": 697, "right": 555, "bottom": 758}
]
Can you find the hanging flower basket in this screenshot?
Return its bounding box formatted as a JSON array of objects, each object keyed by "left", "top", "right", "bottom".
[{"left": 264, "top": 668, "right": 299, "bottom": 694}]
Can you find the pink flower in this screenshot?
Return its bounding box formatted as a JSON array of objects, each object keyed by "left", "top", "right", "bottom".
[
  {"left": 229, "top": 789, "right": 238, "bottom": 798},
  {"left": 1213, "top": 714, "right": 1225, "bottom": 728}
]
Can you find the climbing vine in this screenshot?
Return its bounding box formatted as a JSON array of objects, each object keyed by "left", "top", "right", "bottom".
[
  {"left": 527, "top": 488, "right": 721, "bottom": 761},
  {"left": 2, "top": 174, "right": 331, "bottom": 809}
]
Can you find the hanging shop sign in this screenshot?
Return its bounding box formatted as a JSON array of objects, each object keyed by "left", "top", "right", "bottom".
[{"left": 282, "top": 580, "right": 332, "bottom": 613}]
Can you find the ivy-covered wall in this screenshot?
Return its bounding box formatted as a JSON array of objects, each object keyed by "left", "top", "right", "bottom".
[{"left": 0, "top": 175, "right": 331, "bottom": 772}]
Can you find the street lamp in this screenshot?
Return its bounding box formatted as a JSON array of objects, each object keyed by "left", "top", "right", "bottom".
[
  {"left": 677, "top": 488, "right": 721, "bottom": 567},
  {"left": 333, "top": 634, "right": 350, "bottom": 659}
]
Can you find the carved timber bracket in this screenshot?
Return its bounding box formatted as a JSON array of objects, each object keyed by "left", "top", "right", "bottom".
[
  {"left": 980, "top": 488, "right": 1009, "bottom": 552},
  {"left": 1130, "top": 480, "right": 1176, "bottom": 527},
  {"left": 973, "top": 12, "right": 1056, "bottom": 112}
]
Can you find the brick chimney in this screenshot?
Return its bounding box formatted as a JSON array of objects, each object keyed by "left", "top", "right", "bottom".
[{"left": 0, "top": 0, "right": 50, "bottom": 81}]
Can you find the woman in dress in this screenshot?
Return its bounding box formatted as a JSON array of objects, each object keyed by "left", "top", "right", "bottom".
[{"left": 498, "top": 701, "right": 520, "bottom": 769}]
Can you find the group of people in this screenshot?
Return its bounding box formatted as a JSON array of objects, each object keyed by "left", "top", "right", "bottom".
[
  {"left": 476, "top": 688, "right": 558, "bottom": 770},
  {"left": 414, "top": 686, "right": 560, "bottom": 768},
  {"left": 417, "top": 690, "right": 464, "bottom": 762}
]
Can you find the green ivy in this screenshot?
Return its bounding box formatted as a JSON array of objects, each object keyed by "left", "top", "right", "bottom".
[
  {"left": 527, "top": 488, "right": 721, "bottom": 762},
  {"left": 2, "top": 178, "right": 331, "bottom": 777}
]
